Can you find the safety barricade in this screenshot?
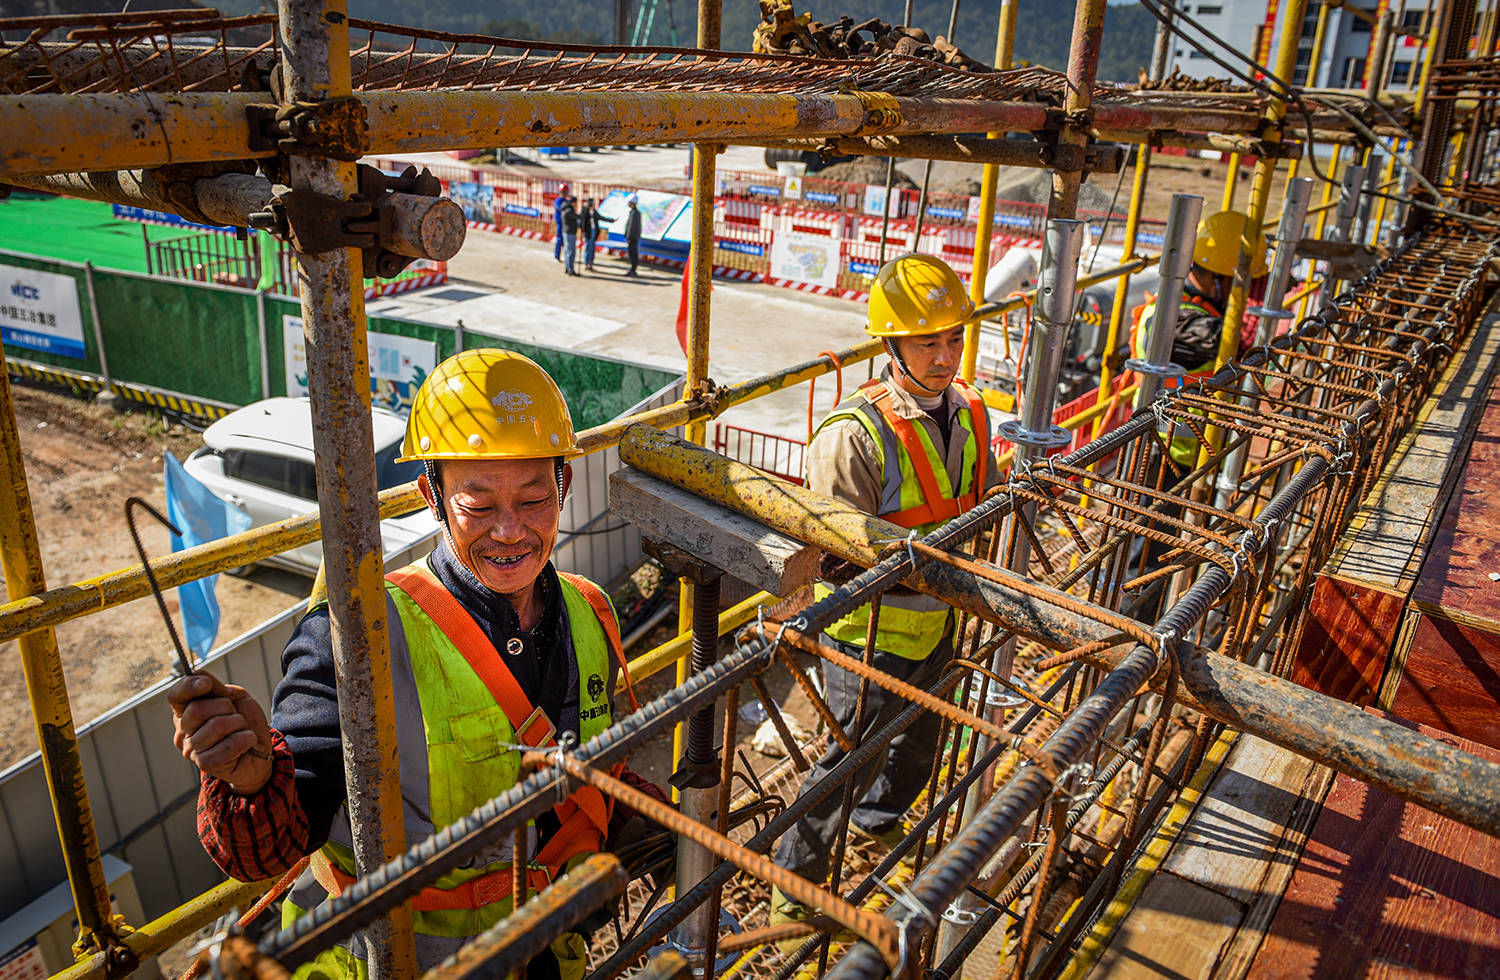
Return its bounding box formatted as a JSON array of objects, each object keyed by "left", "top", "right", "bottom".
[
  {"left": 712, "top": 222, "right": 773, "bottom": 279},
  {"left": 711, "top": 422, "right": 807, "bottom": 485}
]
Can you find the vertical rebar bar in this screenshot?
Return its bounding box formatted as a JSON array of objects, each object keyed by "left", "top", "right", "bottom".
[
  {"left": 277, "top": 1, "right": 415, "bottom": 976},
  {"left": 0, "top": 343, "right": 120, "bottom": 957},
  {"left": 938, "top": 219, "right": 1085, "bottom": 971}
]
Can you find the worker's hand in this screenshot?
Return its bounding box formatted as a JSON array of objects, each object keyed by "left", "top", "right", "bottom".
[{"left": 169, "top": 673, "right": 274, "bottom": 796}]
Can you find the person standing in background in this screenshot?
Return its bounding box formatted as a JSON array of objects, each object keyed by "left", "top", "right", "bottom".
[
  {"left": 552, "top": 183, "right": 571, "bottom": 263},
  {"left": 624, "top": 194, "right": 642, "bottom": 277}
]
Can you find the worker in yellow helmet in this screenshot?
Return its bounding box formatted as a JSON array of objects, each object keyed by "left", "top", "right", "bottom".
[
  {"left": 1130, "top": 210, "right": 1269, "bottom": 467},
  {"left": 169, "top": 349, "right": 657, "bottom": 979},
  {"left": 770, "top": 254, "right": 1001, "bottom": 932}
]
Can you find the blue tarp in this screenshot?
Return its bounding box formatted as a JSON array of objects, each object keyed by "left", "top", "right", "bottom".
[{"left": 164, "top": 452, "right": 253, "bottom": 656}]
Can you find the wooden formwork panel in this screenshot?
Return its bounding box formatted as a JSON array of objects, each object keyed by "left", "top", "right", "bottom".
[
  {"left": 1291, "top": 310, "right": 1500, "bottom": 704},
  {"left": 1392, "top": 613, "right": 1500, "bottom": 751},
  {"left": 1248, "top": 718, "right": 1500, "bottom": 980}
]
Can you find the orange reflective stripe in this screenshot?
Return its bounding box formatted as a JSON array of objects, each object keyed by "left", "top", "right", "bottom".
[
  {"left": 558, "top": 571, "right": 638, "bottom": 712},
  {"left": 955, "top": 379, "right": 989, "bottom": 496},
  {"left": 311, "top": 851, "right": 552, "bottom": 912},
  {"left": 864, "top": 381, "right": 985, "bottom": 528},
  {"left": 386, "top": 565, "right": 545, "bottom": 747},
  {"left": 864, "top": 383, "right": 949, "bottom": 515},
  {"left": 385, "top": 563, "right": 614, "bottom": 867}
]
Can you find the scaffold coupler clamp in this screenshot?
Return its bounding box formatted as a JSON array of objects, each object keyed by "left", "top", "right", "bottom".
[
  {"left": 78, "top": 913, "right": 139, "bottom": 978},
  {"left": 247, "top": 163, "right": 445, "bottom": 278}
]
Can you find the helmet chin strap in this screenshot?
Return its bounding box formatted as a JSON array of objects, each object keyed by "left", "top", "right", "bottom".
[{"left": 884, "top": 338, "right": 946, "bottom": 396}]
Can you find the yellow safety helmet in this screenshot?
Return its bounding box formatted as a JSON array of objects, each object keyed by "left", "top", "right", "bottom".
[
  {"left": 865, "top": 254, "right": 975, "bottom": 337},
  {"left": 1194, "top": 210, "right": 1270, "bottom": 278},
  {"left": 398, "top": 348, "right": 582, "bottom": 462}
]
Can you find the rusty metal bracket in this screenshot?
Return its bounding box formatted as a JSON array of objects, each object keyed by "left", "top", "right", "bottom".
[
  {"left": 248, "top": 164, "right": 442, "bottom": 277},
  {"left": 1038, "top": 108, "right": 1097, "bottom": 173},
  {"left": 246, "top": 96, "right": 370, "bottom": 161}
]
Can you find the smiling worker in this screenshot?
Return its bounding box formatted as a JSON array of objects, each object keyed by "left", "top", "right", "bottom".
[
  {"left": 771, "top": 253, "right": 1001, "bottom": 926},
  {"left": 168, "top": 349, "right": 649, "bottom": 980}
]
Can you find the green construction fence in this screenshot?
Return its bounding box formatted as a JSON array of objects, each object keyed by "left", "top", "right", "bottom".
[{"left": 1, "top": 250, "right": 679, "bottom": 429}]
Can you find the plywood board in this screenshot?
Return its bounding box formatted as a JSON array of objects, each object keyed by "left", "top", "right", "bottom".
[
  {"left": 1393, "top": 613, "right": 1500, "bottom": 751},
  {"left": 1410, "top": 360, "right": 1500, "bottom": 631},
  {"left": 1322, "top": 311, "right": 1500, "bottom": 594},
  {"left": 1249, "top": 718, "right": 1500, "bottom": 980},
  {"left": 1291, "top": 576, "right": 1405, "bottom": 705}
]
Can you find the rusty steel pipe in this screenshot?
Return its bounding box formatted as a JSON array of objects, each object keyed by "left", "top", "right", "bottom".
[
  {"left": 1049, "top": 0, "right": 1109, "bottom": 216},
  {"left": 420, "top": 855, "right": 628, "bottom": 980},
  {"left": 5, "top": 170, "right": 465, "bottom": 261},
  {"left": 0, "top": 90, "right": 1285, "bottom": 179},
  {"left": 277, "top": 0, "right": 414, "bottom": 976}
]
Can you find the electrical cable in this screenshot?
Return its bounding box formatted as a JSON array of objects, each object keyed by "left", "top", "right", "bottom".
[{"left": 1134, "top": 0, "right": 1500, "bottom": 229}]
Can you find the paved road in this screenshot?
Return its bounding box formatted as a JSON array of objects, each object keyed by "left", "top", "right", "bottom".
[{"left": 370, "top": 205, "right": 873, "bottom": 444}]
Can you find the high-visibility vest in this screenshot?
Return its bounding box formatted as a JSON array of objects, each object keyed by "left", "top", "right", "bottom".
[
  {"left": 1129, "top": 295, "right": 1222, "bottom": 467},
  {"left": 282, "top": 560, "right": 634, "bottom": 980},
  {"left": 813, "top": 378, "right": 988, "bottom": 660}
]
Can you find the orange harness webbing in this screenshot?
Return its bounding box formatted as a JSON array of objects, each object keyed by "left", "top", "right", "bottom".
[
  {"left": 317, "top": 564, "right": 631, "bottom": 911},
  {"left": 860, "top": 379, "right": 988, "bottom": 529}
]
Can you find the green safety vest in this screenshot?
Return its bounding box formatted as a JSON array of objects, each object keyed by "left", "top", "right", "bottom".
[
  {"left": 1131, "top": 297, "right": 1220, "bottom": 468},
  {"left": 282, "top": 559, "right": 620, "bottom": 980},
  {"left": 812, "top": 378, "right": 988, "bottom": 660}
]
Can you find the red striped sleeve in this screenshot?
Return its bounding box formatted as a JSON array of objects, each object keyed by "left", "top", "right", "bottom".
[{"left": 197, "top": 728, "right": 312, "bottom": 881}]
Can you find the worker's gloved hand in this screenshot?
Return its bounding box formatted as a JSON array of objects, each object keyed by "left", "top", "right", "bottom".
[{"left": 169, "top": 673, "right": 274, "bottom": 796}]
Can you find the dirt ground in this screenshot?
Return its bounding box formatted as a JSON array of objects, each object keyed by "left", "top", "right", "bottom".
[{"left": 0, "top": 384, "right": 310, "bottom": 771}]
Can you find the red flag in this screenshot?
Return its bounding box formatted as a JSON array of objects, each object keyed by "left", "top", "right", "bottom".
[{"left": 675, "top": 262, "right": 692, "bottom": 357}]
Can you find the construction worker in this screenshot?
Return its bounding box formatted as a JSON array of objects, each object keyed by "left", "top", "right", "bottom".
[
  {"left": 169, "top": 349, "right": 655, "bottom": 980},
  {"left": 1131, "top": 209, "right": 1269, "bottom": 468},
  {"left": 770, "top": 253, "right": 1000, "bottom": 928}
]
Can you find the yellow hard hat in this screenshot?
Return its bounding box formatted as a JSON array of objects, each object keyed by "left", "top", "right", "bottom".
[
  {"left": 865, "top": 254, "right": 975, "bottom": 337},
  {"left": 1194, "top": 210, "right": 1270, "bottom": 278},
  {"left": 398, "top": 348, "right": 581, "bottom": 462}
]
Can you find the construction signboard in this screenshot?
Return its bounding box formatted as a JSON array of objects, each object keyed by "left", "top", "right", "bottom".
[{"left": 0, "top": 262, "right": 86, "bottom": 359}]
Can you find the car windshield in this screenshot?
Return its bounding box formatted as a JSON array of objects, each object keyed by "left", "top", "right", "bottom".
[{"left": 375, "top": 442, "right": 423, "bottom": 492}]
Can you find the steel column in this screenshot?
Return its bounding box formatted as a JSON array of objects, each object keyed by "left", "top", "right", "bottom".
[
  {"left": 1128, "top": 194, "right": 1203, "bottom": 409},
  {"left": 277, "top": 0, "right": 415, "bottom": 976},
  {"left": 0, "top": 342, "right": 120, "bottom": 958}
]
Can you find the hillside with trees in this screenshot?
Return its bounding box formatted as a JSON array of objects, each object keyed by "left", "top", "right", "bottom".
[{"left": 180, "top": 0, "right": 1156, "bottom": 82}]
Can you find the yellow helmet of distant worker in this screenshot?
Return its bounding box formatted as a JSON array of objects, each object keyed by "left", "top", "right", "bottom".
[
  {"left": 865, "top": 254, "right": 975, "bottom": 337},
  {"left": 398, "top": 348, "right": 582, "bottom": 462},
  {"left": 1194, "top": 210, "right": 1270, "bottom": 278}
]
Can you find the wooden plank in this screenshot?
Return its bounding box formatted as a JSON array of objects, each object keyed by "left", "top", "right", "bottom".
[
  {"left": 1410, "top": 358, "right": 1500, "bottom": 627},
  {"left": 609, "top": 467, "right": 821, "bottom": 596},
  {"left": 1392, "top": 613, "right": 1500, "bottom": 751},
  {"left": 1290, "top": 576, "right": 1406, "bottom": 705},
  {"left": 1086, "top": 875, "right": 1245, "bottom": 979},
  {"left": 1321, "top": 310, "right": 1500, "bottom": 594},
  {"left": 1159, "top": 736, "right": 1323, "bottom": 906},
  {"left": 1248, "top": 718, "right": 1500, "bottom": 980}
]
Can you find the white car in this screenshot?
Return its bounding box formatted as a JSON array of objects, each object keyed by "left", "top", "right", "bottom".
[{"left": 184, "top": 397, "right": 438, "bottom": 575}]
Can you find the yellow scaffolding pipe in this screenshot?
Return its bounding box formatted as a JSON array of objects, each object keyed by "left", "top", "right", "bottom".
[
  {"left": 0, "top": 343, "right": 119, "bottom": 957},
  {"left": 962, "top": 0, "right": 1020, "bottom": 383},
  {"left": 1220, "top": 152, "right": 1242, "bottom": 210},
  {"left": 1201, "top": 0, "right": 1311, "bottom": 469}
]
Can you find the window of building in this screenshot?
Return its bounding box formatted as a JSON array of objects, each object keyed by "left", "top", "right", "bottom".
[
  {"left": 1390, "top": 60, "right": 1413, "bottom": 85},
  {"left": 1350, "top": 9, "right": 1373, "bottom": 32},
  {"left": 1402, "top": 9, "right": 1426, "bottom": 30},
  {"left": 1189, "top": 49, "right": 1210, "bottom": 59},
  {"left": 1342, "top": 56, "right": 1367, "bottom": 87},
  {"left": 1197, "top": 4, "right": 1223, "bottom": 14}
]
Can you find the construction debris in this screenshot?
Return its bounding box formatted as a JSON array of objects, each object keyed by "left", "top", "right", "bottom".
[
  {"left": 753, "top": 0, "right": 989, "bottom": 69},
  {"left": 1135, "top": 67, "right": 1249, "bottom": 92}
]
